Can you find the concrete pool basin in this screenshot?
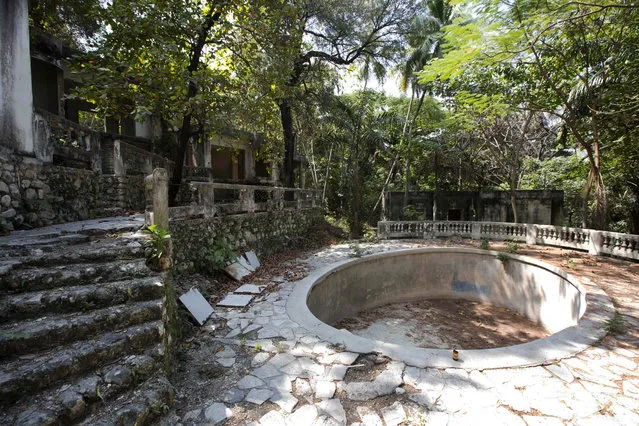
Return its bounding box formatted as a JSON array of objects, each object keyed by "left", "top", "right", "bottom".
[{"left": 287, "top": 248, "right": 615, "bottom": 369}]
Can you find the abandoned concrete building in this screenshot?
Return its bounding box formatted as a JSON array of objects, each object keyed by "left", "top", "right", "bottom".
[{"left": 384, "top": 190, "right": 564, "bottom": 225}]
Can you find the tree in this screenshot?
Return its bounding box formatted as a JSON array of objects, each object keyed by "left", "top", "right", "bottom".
[
  {"left": 419, "top": 0, "right": 639, "bottom": 229},
  {"left": 399, "top": 0, "right": 454, "bottom": 209},
  {"left": 277, "top": 0, "right": 417, "bottom": 188},
  {"left": 70, "top": 0, "right": 294, "bottom": 205}
]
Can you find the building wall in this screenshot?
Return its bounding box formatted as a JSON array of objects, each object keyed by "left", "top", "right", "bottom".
[
  {"left": 0, "top": 1, "right": 34, "bottom": 153},
  {"left": 386, "top": 190, "right": 564, "bottom": 225}
]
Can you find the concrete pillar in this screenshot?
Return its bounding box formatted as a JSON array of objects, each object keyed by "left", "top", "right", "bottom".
[
  {"left": 471, "top": 222, "right": 481, "bottom": 240},
  {"left": 135, "top": 118, "right": 153, "bottom": 139},
  {"left": 525, "top": 224, "right": 537, "bottom": 245},
  {"left": 113, "top": 140, "right": 125, "bottom": 176},
  {"left": 0, "top": 0, "right": 34, "bottom": 153},
  {"left": 589, "top": 230, "right": 603, "bottom": 256},
  {"left": 299, "top": 162, "right": 306, "bottom": 189},
  {"left": 145, "top": 168, "right": 169, "bottom": 229}
]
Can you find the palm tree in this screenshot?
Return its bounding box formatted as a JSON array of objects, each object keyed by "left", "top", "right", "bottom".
[{"left": 400, "top": 0, "right": 454, "bottom": 210}]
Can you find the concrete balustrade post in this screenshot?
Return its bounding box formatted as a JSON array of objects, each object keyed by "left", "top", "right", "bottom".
[
  {"left": 526, "top": 224, "right": 537, "bottom": 245},
  {"left": 144, "top": 168, "right": 169, "bottom": 229},
  {"left": 589, "top": 230, "right": 603, "bottom": 256},
  {"left": 471, "top": 222, "right": 481, "bottom": 240}
]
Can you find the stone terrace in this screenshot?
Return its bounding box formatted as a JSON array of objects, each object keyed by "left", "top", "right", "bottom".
[{"left": 162, "top": 240, "right": 639, "bottom": 426}]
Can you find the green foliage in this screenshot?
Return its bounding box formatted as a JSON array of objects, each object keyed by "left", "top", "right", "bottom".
[
  {"left": 349, "top": 244, "right": 363, "bottom": 258},
  {"left": 204, "top": 237, "right": 237, "bottom": 271},
  {"left": 605, "top": 312, "right": 625, "bottom": 335},
  {"left": 496, "top": 252, "right": 509, "bottom": 262},
  {"left": 505, "top": 238, "right": 521, "bottom": 254},
  {"left": 403, "top": 205, "right": 424, "bottom": 221},
  {"left": 254, "top": 343, "right": 263, "bottom": 352},
  {"left": 479, "top": 238, "right": 490, "bottom": 250},
  {"left": 142, "top": 225, "right": 171, "bottom": 261}
]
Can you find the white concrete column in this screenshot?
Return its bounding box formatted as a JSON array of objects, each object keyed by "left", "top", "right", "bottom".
[
  {"left": 526, "top": 224, "right": 537, "bottom": 245},
  {"left": 0, "top": 0, "right": 34, "bottom": 153},
  {"left": 135, "top": 118, "right": 153, "bottom": 139},
  {"left": 589, "top": 230, "right": 603, "bottom": 256}
]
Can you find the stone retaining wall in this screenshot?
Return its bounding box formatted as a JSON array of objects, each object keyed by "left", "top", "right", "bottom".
[
  {"left": 170, "top": 208, "right": 325, "bottom": 273},
  {"left": 0, "top": 148, "right": 147, "bottom": 233}
]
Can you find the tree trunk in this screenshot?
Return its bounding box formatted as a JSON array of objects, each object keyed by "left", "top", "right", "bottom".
[
  {"left": 510, "top": 186, "right": 518, "bottom": 224},
  {"left": 631, "top": 185, "right": 639, "bottom": 234},
  {"left": 403, "top": 90, "right": 426, "bottom": 210},
  {"left": 168, "top": 5, "right": 223, "bottom": 206},
  {"left": 279, "top": 99, "right": 296, "bottom": 189}
]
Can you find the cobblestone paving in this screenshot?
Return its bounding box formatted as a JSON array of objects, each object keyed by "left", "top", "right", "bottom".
[{"left": 170, "top": 241, "right": 639, "bottom": 426}]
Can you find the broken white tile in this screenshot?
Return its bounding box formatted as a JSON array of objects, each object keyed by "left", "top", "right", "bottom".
[
  {"left": 326, "top": 365, "right": 348, "bottom": 381},
  {"left": 224, "top": 262, "right": 252, "bottom": 281},
  {"left": 289, "top": 404, "right": 318, "bottom": 425},
  {"left": 314, "top": 380, "right": 336, "bottom": 399},
  {"left": 204, "top": 402, "right": 232, "bottom": 424},
  {"left": 381, "top": 402, "right": 406, "bottom": 426},
  {"left": 244, "top": 250, "right": 260, "bottom": 268},
  {"left": 217, "top": 357, "right": 235, "bottom": 368},
  {"left": 218, "top": 294, "right": 253, "bottom": 308},
  {"left": 179, "top": 288, "right": 214, "bottom": 325},
  {"left": 245, "top": 388, "right": 272, "bottom": 405},
  {"left": 237, "top": 375, "right": 265, "bottom": 390},
  {"left": 235, "top": 284, "right": 265, "bottom": 294},
  {"left": 251, "top": 352, "right": 271, "bottom": 366},
  {"left": 316, "top": 399, "right": 346, "bottom": 425},
  {"left": 237, "top": 256, "right": 255, "bottom": 272},
  {"left": 270, "top": 392, "right": 298, "bottom": 413}
]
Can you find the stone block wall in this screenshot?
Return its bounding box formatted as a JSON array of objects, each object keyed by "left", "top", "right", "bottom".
[
  {"left": 170, "top": 208, "right": 324, "bottom": 273},
  {"left": 0, "top": 147, "right": 149, "bottom": 233},
  {"left": 99, "top": 175, "right": 146, "bottom": 211},
  {"left": 0, "top": 148, "right": 101, "bottom": 232}
]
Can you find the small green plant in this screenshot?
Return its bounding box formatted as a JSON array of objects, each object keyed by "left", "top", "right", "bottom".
[
  {"left": 496, "top": 253, "right": 509, "bottom": 262},
  {"left": 239, "top": 335, "right": 247, "bottom": 347},
  {"left": 142, "top": 224, "right": 171, "bottom": 261},
  {"left": 349, "top": 243, "right": 363, "bottom": 258},
  {"left": 444, "top": 239, "right": 451, "bottom": 247},
  {"left": 403, "top": 205, "right": 424, "bottom": 221},
  {"left": 254, "top": 343, "right": 263, "bottom": 352},
  {"left": 480, "top": 238, "right": 490, "bottom": 250},
  {"left": 565, "top": 256, "right": 575, "bottom": 269},
  {"left": 274, "top": 341, "right": 283, "bottom": 353},
  {"left": 605, "top": 312, "right": 625, "bottom": 335},
  {"left": 505, "top": 237, "right": 521, "bottom": 254},
  {"left": 363, "top": 226, "right": 378, "bottom": 243},
  {"left": 205, "top": 237, "right": 238, "bottom": 270}
]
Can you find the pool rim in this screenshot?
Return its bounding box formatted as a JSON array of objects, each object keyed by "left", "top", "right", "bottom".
[{"left": 286, "top": 247, "right": 614, "bottom": 370}]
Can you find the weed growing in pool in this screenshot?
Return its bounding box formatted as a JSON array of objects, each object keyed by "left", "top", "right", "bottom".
[
  {"left": 605, "top": 312, "right": 625, "bottom": 335},
  {"left": 505, "top": 237, "right": 521, "bottom": 253},
  {"left": 565, "top": 256, "right": 576, "bottom": 268},
  {"left": 496, "top": 253, "right": 509, "bottom": 262},
  {"left": 349, "top": 244, "right": 363, "bottom": 258},
  {"left": 480, "top": 238, "right": 490, "bottom": 250}
]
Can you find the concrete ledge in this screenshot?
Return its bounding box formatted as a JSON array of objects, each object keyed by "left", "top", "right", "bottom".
[{"left": 287, "top": 248, "right": 615, "bottom": 370}]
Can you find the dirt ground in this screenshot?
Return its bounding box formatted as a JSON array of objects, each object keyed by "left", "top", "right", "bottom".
[{"left": 335, "top": 298, "right": 550, "bottom": 350}]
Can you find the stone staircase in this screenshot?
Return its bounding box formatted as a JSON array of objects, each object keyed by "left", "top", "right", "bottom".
[{"left": 0, "top": 216, "right": 173, "bottom": 425}]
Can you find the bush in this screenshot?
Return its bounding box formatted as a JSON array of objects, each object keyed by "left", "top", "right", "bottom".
[
  {"left": 204, "top": 237, "right": 238, "bottom": 271},
  {"left": 480, "top": 238, "right": 490, "bottom": 250},
  {"left": 505, "top": 237, "right": 521, "bottom": 254}
]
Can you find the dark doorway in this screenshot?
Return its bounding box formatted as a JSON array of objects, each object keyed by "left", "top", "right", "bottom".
[{"left": 447, "top": 209, "right": 462, "bottom": 221}]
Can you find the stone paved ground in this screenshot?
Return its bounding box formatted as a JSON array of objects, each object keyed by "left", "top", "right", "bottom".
[{"left": 163, "top": 240, "right": 639, "bottom": 426}]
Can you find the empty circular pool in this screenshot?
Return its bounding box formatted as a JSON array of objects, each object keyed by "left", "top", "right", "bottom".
[{"left": 287, "top": 248, "right": 614, "bottom": 369}]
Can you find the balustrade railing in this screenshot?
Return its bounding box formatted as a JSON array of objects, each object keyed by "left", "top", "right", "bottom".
[{"left": 377, "top": 220, "right": 639, "bottom": 261}]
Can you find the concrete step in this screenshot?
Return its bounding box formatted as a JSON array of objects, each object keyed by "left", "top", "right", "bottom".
[
  {"left": 0, "top": 258, "right": 151, "bottom": 295},
  {"left": 79, "top": 374, "right": 174, "bottom": 426},
  {"left": 0, "top": 234, "right": 146, "bottom": 270},
  {"left": 0, "top": 346, "right": 165, "bottom": 425},
  {"left": 0, "top": 299, "right": 163, "bottom": 358},
  {"left": 0, "top": 276, "right": 165, "bottom": 323},
  {"left": 0, "top": 320, "right": 163, "bottom": 405}
]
